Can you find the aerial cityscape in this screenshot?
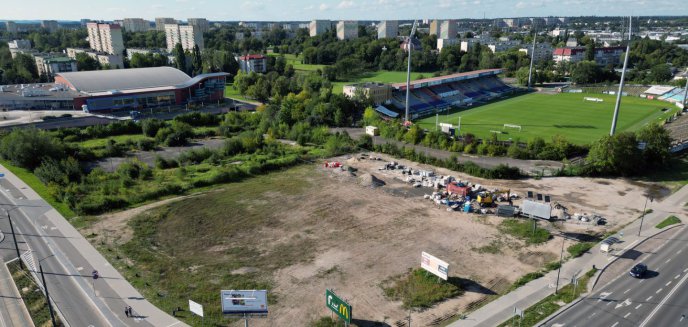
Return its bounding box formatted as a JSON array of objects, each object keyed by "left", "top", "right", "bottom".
[{"left": 0, "top": 1, "right": 687, "bottom": 327}]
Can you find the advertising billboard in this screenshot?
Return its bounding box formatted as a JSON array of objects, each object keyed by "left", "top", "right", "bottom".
[
  {"left": 188, "top": 299, "right": 203, "bottom": 317},
  {"left": 521, "top": 200, "right": 552, "bottom": 220},
  {"left": 221, "top": 290, "right": 268, "bottom": 315},
  {"left": 326, "top": 289, "right": 352, "bottom": 323},
  {"left": 421, "top": 251, "right": 449, "bottom": 280}
]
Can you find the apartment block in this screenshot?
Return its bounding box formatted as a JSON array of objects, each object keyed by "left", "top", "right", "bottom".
[
  {"left": 41, "top": 20, "right": 59, "bottom": 33},
  {"left": 34, "top": 55, "right": 77, "bottom": 77},
  {"left": 429, "top": 20, "right": 440, "bottom": 36},
  {"left": 440, "top": 20, "right": 458, "bottom": 39},
  {"left": 5, "top": 21, "right": 18, "bottom": 34},
  {"left": 188, "top": 18, "right": 210, "bottom": 33},
  {"left": 165, "top": 24, "right": 204, "bottom": 52},
  {"left": 337, "top": 21, "right": 358, "bottom": 40},
  {"left": 8, "top": 40, "right": 31, "bottom": 49},
  {"left": 155, "top": 17, "right": 177, "bottom": 31},
  {"left": 519, "top": 43, "right": 554, "bottom": 62},
  {"left": 377, "top": 20, "right": 398, "bottom": 39},
  {"left": 310, "top": 20, "right": 331, "bottom": 37},
  {"left": 122, "top": 18, "right": 150, "bottom": 32},
  {"left": 87, "top": 23, "right": 124, "bottom": 55}
]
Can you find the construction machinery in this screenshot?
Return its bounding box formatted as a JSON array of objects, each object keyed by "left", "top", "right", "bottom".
[{"left": 477, "top": 192, "right": 494, "bottom": 207}]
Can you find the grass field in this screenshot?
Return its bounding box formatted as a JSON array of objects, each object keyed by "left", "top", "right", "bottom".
[{"left": 416, "top": 93, "right": 680, "bottom": 145}]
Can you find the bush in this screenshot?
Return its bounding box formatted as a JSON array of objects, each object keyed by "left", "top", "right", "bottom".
[
  {"left": 154, "top": 156, "right": 179, "bottom": 169},
  {"left": 567, "top": 242, "right": 595, "bottom": 258},
  {"left": 136, "top": 138, "right": 157, "bottom": 151},
  {"left": 0, "top": 128, "right": 65, "bottom": 169},
  {"left": 141, "top": 119, "right": 166, "bottom": 137},
  {"left": 382, "top": 268, "right": 462, "bottom": 309},
  {"left": 510, "top": 272, "right": 545, "bottom": 291},
  {"left": 174, "top": 112, "right": 220, "bottom": 126}
]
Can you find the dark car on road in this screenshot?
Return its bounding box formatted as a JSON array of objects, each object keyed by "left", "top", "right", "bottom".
[{"left": 630, "top": 263, "right": 647, "bottom": 278}]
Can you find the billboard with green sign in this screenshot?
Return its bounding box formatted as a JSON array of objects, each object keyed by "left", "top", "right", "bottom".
[{"left": 326, "top": 289, "right": 352, "bottom": 323}]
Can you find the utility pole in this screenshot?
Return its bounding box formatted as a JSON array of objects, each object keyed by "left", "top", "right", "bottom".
[
  {"left": 527, "top": 27, "right": 537, "bottom": 91},
  {"left": 682, "top": 68, "right": 688, "bottom": 109},
  {"left": 39, "top": 264, "right": 57, "bottom": 327},
  {"left": 638, "top": 195, "right": 653, "bottom": 236},
  {"left": 555, "top": 234, "right": 566, "bottom": 294},
  {"left": 610, "top": 16, "right": 632, "bottom": 136},
  {"left": 404, "top": 20, "right": 418, "bottom": 124},
  {"left": 7, "top": 212, "right": 22, "bottom": 269}
]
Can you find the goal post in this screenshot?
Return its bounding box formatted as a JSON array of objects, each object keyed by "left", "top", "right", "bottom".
[{"left": 503, "top": 124, "right": 522, "bottom": 132}]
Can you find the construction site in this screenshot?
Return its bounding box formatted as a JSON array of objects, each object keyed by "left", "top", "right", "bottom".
[{"left": 89, "top": 151, "right": 660, "bottom": 327}]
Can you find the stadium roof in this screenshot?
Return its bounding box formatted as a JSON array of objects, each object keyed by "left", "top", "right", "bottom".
[
  {"left": 643, "top": 85, "right": 675, "bottom": 96},
  {"left": 392, "top": 69, "right": 502, "bottom": 90},
  {"left": 56, "top": 67, "right": 192, "bottom": 93}
]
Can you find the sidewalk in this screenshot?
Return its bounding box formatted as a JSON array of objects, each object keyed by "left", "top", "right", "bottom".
[
  {"left": 449, "top": 185, "right": 688, "bottom": 327},
  {"left": 0, "top": 163, "right": 188, "bottom": 327},
  {"left": 0, "top": 261, "right": 34, "bottom": 327}
]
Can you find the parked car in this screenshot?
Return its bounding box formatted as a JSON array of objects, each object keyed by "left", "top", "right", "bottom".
[{"left": 629, "top": 263, "right": 648, "bottom": 278}]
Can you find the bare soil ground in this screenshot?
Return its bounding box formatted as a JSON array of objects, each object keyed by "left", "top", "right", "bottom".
[{"left": 86, "top": 152, "right": 655, "bottom": 327}]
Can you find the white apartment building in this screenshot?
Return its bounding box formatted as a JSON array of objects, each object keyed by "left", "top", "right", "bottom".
[
  {"left": 519, "top": 43, "right": 554, "bottom": 62},
  {"left": 6, "top": 21, "right": 18, "bottom": 33},
  {"left": 165, "top": 24, "right": 204, "bottom": 52},
  {"left": 122, "top": 18, "right": 150, "bottom": 32},
  {"left": 86, "top": 23, "right": 125, "bottom": 55},
  {"left": 310, "top": 20, "right": 331, "bottom": 37},
  {"left": 8, "top": 40, "right": 31, "bottom": 49},
  {"left": 487, "top": 40, "right": 522, "bottom": 53},
  {"left": 34, "top": 55, "right": 77, "bottom": 77},
  {"left": 41, "top": 20, "right": 59, "bottom": 32},
  {"left": 437, "top": 38, "right": 460, "bottom": 51},
  {"left": 378, "top": 20, "right": 398, "bottom": 39},
  {"left": 188, "top": 18, "right": 209, "bottom": 33},
  {"left": 440, "top": 20, "right": 458, "bottom": 39},
  {"left": 337, "top": 21, "right": 358, "bottom": 40},
  {"left": 155, "top": 17, "right": 176, "bottom": 31}
]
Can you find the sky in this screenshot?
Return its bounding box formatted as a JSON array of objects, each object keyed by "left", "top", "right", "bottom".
[{"left": 2, "top": 0, "right": 687, "bottom": 21}]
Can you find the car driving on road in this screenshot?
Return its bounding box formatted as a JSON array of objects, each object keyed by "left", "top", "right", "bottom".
[{"left": 629, "top": 263, "right": 647, "bottom": 278}]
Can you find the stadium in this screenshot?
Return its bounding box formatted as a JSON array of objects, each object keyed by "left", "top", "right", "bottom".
[
  {"left": 0, "top": 67, "right": 229, "bottom": 111},
  {"left": 374, "top": 69, "right": 516, "bottom": 119}
]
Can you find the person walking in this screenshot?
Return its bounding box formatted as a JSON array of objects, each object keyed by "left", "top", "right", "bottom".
[
  {"left": 127, "top": 306, "right": 133, "bottom": 317},
  {"left": 125, "top": 306, "right": 129, "bottom": 317}
]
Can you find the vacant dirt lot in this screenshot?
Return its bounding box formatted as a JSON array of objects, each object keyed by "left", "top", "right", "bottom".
[{"left": 86, "top": 152, "right": 655, "bottom": 327}]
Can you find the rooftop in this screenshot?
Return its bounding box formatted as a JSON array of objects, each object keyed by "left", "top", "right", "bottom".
[
  {"left": 56, "top": 67, "right": 192, "bottom": 94},
  {"left": 392, "top": 69, "right": 502, "bottom": 89}
]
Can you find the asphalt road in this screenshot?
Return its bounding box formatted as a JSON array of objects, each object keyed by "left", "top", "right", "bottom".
[
  {"left": 0, "top": 179, "right": 140, "bottom": 327},
  {"left": 545, "top": 225, "right": 688, "bottom": 327}
]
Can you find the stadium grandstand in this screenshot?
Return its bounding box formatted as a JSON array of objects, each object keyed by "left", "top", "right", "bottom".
[
  {"left": 377, "top": 69, "right": 515, "bottom": 120},
  {"left": 0, "top": 67, "right": 229, "bottom": 111}
]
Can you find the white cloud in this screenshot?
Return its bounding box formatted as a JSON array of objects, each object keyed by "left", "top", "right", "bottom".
[
  {"left": 337, "top": 0, "right": 355, "bottom": 9},
  {"left": 319, "top": 3, "right": 329, "bottom": 11}
]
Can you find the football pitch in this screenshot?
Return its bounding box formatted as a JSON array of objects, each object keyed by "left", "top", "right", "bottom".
[{"left": 415, "top": 93, "right": 680, "bottom": 145}]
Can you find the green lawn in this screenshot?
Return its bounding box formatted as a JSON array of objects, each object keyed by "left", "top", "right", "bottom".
[
  {"left": 77, "top": 134, "right": 150, "bottom": 149},
  {"left": 332, "top": 71, "right": 430, "bottom": 94},
  {"left": 416, "top": 93, "right": 679, "bottom": 145},
  {"left": 656, "top": 215, "right": 681, "bottom": 229},
  {"left": 267, "top": 53, "right": 327, "bottom": 72}
]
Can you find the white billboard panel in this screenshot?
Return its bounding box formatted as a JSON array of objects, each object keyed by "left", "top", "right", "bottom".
[
  {"left": 421, "top": 252, "right": 449, "bottom": 280},
  {"left": 189, "top": 299, "right": 203, "bottom": 317},
  {"left": 521, "top": 200, "right": 552, "bottom": 220},
  {"left": 221, "top": 290, "right": 268, "bottom": 315}
]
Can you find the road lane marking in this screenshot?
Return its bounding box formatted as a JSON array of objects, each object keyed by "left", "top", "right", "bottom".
[
  {"left": 646, "top": 296, "right": 653, "bottom": 301},
  {"left": 607, "top": 301, "right": 613, "bottom": 306},
  {"left": 666, "top": 281, "right": 672, "bottom": 286},
  {"left": 656, "top": 288, "right": 663, "bottom": 294},
  {"left": 635, "top": 304, "right": 642, "bottom": 309},
  {"left": 639, "top": 268, "right": 688, "bottom": 327},
  {"left": 684, "top": 268, "right": 688, "bottom": 273},
  {"left": 676, "top": 274, "right": 681, "bottom": 279},
  {"left": 681, "top": 315, "right": 685, "bottom": 322},
  {"left": 611, "top": 322, "right": 619, "bottom": 327},
  {"left": 666, "top": 258, "right": 672, "bottom": 263},
  {"left": 678, "top": 249, "right": 683, "bottom": 254},
  {"left": 615, "top": 298, "right": 632, "bottom": 309},
  {"left": 624, "top": 289, "right": 630, "bottom": 294},
  {"left": 624, "top": 312, "right": 631, "bottom": 318}
]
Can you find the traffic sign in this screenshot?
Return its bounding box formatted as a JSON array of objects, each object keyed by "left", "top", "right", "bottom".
[{"left": 326, "top": 289, "right": 351, "bottom": 324}]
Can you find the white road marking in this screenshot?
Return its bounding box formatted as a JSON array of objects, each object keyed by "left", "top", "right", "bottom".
[
  {"left": 666, "top": 281, "right": 672, "bottom": 286},
  {"left": 624, "top": 289, "right": 630, "bottom": 294},
  {"left": 681, "top": 315, "right": 685, "bottom": 322},
  {"left": 684, "top": 268, "right": 688, "bottom": 273},
  {"left": 639, "top": 268, "right": 688, "bottom": 327},
  {"left": 607, "top": 301, "right": 613, "bottom": 306},
  {"left": 646, "top": 296, "right": 653, "bottom": 301},
  {"left": 635, "top": 304, "right": 642, "bottom": 309},
  {"left": 598, "top": 292, "right": 612, "bottom": 302},
  {"left": 624, "top": 312, "right": 631, "bottom": 318},
  {"left": 666, "top": 258, "right": 672, "bottom": 263},
  {"left": 76, "top": 266, "right": 83, "bottom": 271},
  {"left": 676, "top": 274, "right": 681, "bottom": 279},
  {"left": 615, "top": 298, "right": 632, "bottom": 309},
  {"left": 656, "top": 288, "right": 663, "bottom": 294},
  {"left": 678, "top": 249, "right": 683, "bottom": 254},
  {"left": 611, "top": 322, "right": 619, "bottom": 327}
]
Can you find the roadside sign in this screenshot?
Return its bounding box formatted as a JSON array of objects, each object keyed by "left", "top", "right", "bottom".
[
  {"left": 189, "top": 299, "right": 204, "bottom": 317},
  {"left": 514, "top": 307, "right": 524, "bottom": 318},
  {"left": 421, "top": 252, "right": 449, "bottom": 280},
  {"left": 326, "top": 289, "right": 352, "bottom": 324},
  {"left": 221, "top": 290, "right": 268, "bottom": 315}
]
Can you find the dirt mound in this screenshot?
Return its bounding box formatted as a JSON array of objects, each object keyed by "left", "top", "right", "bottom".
[{"left": 358, "top": 173, "right": 385, "bottom": 188}]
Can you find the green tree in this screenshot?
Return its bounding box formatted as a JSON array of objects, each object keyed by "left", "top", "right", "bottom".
[
  {"left": 192, "top": 44, "right": 203, "bottom": 76},
  {"left": 587, "top": 132, "right": 641, "bottom": 176},
  {"left": 570, "top": 61, "right": 603, "bottom": 84},
  {"left": 0, "top": 128, "right": 64, "bottom": 169},
  {"left": 75, "top": 52, "right": 100, "bottom": 71},
  {"left": 173, "top": 43, "right": 187, "bottom": 73},
  {"left": 636, "top": 124, "right": 671, "bottom": 167}
]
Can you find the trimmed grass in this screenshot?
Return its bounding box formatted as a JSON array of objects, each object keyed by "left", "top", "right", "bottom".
[
  {"left": 416, "top": 93, "right": 679, "bottom": 145},
  {"left": 0, "top": 159, "right": 76, "bottom": 218},
  {"left": 382, "top": 268, "right": 463, "bottom": 309},
  {"left": 499, "top": 219, "right": 551, "bottom": 244},
  {"left": 656, "top": 215, "right": 681, "bottom": 229},
  {"left": 77, "top": 134, "right": 150, "bottom": 150},
  {"left": 497, "top": 268, "right": 597, "bottom": 327},
  {"left": 267, "top": 53, "right": 327, "bottom": 71},
  {"left": 332, "top": 71, "right": 430, "bottom": 94}
]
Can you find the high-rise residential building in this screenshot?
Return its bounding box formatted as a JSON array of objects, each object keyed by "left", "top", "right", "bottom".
[
  {"left": 309, "top": 20, "right": 331, "bottom": 37},
  {"left": 165, "top": 24, "right": 204, "bottom": 52},
  {"left": 6, "top": 21, "right": 18, "bottom": 34},
  {"left": 7, "top": 40, "right": 32, "bottom": 49},
  {"left": 503, "top": 18, "right": 521, "bottom": 28},
  {"left": 236, "top": 54, "right": 268, "bottom": 73},
  {"left": 41, "top": 20, "right": 59, "bottom": 33},
  {"left": 87, "top": 23, "right": 125, "bottom": 55},
  {"left": 122, "top": 18, "right": 150, "bottom": 32},
  {"left": 336, "top": 21, "right": 358, "bottom": 40},
  {"left": 429, "top": 20, "right": 440, "bottom": 36},
  {"left": 519, "top": 43, "right": 554, "bottom": 62},
  {"left": 188, "top": 18, "right": 209, "bottom": 33},
  {"left": 440, "top": 20, "right": 458, "bottom": 39},
  {"left": 80, "top": 19, "right": 91, "bottom": 27},
  {"left": 155, "top": 17, "right": 177, "bottom": 31},
  {"left": 377, "top": 20, "right": 398, "bottom": 39}
]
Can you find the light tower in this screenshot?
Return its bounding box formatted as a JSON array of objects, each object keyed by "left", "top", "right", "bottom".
[
  {"left": 610, "top": 16, "right": 632, "bottom": 136},
  {"left": 404, "top": 20, "right": 418, "bottom": 124}
]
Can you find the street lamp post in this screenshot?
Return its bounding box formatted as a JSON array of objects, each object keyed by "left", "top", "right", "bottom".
[
  {"left": 638, "top": 195, "right": 653, "bottom": 236},
  {"left": 555, "top": 233, "right": 566, "bottom": 294},
  {"left": 6, "top": 211, "right": 22, "bottom": 269},
  {"left": 38, "top": 256, "right": 57, "bottom": 327}
]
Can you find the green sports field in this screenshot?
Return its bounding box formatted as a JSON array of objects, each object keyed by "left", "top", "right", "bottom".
[{"left": 416, "top": 93, "right": 680, "bottom": 145}]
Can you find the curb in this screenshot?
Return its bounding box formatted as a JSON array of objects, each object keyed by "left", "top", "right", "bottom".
[{"left": 536, "top": 223, "right": 685, "bottom": 326}]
